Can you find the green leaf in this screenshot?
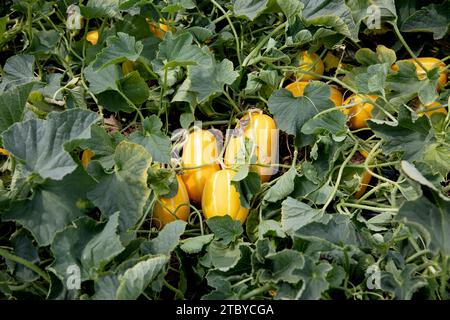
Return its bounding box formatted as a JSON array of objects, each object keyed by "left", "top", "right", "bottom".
[
  {"left": 3, "top": 167, "right": 95, "bottom": 246},
  {"left": 50, "top": 213, "right": 124, "bottom": 281},
  {"left": 84, "top": 64, "right": 121, "bottom": 94},
  {"left": 203, "top": 241, "right": 245, "bottom": 272},
  {"left": 295, "top": 256, "right": 332, "bottom": 299},
  {"left": 368, "top": 107, "right": 433, "bottom": 162},
  {"left": 400, "top": 161, "right": 438, "bottom": 192},
  {"left": 93, "top": 32, "right": 143, "bottom": 70},
  {"left": 259, "top": 249, "right": 305, "bottom": 284},
  {"left": 397, "top": 193, "right": 450, "bottom": 255},
  {"left": 401, "top": 3, "right": 450, "bottom": 40},
  {"left": 301, "top": 0, "right": 358, "bottom": 41},
  {"left": 6, "top": 235, "right": 40, "bottom": 282},
  {"left": 423, "top": 143, "right": 450, "bottom": 177},
  {"left": 141, "top": 220, "right": 186, "bottom": 255},
  {"left": 189, "top": 59, "right": 239, "bottom": 103},
  {"left": 206, "top": 216, "right": 243, "bottom": 245},
  {"left": 180, "top": 234, "right": 214, "bottom": 254},
  {"left": 156, "top": 32, "right": 208, "bottom": 67},
  {"left": 302, "top": 110, "right": 348, "bottom": 141},
  {"left": 88, "top": 141, "right": 152, "bottom": 232},
  {"left": 263, "top": 166, "right": 297, "bottom": 203},
  {"left": 0, "top": 55, "right": 36, "bottom": 92},
  {"left": 81, "top": 0, "right": 120, "bottom": 18},
  {"left": 231, "top": 171, "right": 261, "bottom": 209},
  {"left": 116, "top": 254, "right": 169, "bottom": 300},
  {"left": 81, "top": 213, "right": 125, "bottom": 276},
  {"left": 381, "top": 263, "right": 428, "bottom": 299},
  {"left": 234, "top": 0, "right": 268, "bottom": 21},
  {"left": 129, "top": 115, "right": 171, "bottom": 163},
  {"left": 268, "top": 82, "right": 334, "bottom": 137},
  {"left": 281, "top": 197, "right": 324, "bottom": 235},
  {"left": 119, "top": 71, "right": 150, "bottom": 105},
  {"left": 276, "top": 0, "right": 303, "bottom": 23},
  {"left": 93, "top": 273, "right": 120, "bottom": 300},
  {"left": 80, "top": 126, "right": 123, "bottom": 169},
  {"left": 2, "top": 109, "right": 99, "bottom": 180},
  {"left": 0, "top": 83, "right": 34, "bottom": 134},
  {"left": 257, "top": 219, "right": 286, "bottom": 239},
  {"left": 294, "top": 214, "right": 364, "bottom": 247}
]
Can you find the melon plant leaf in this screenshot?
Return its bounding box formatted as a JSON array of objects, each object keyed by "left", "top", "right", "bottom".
[
  {"left": 0, "top": 83, "right": 34, "bottom": 134},
  {"left": 87, "top": 141, "right": 152, "bottom": 232},
  {"left": 180, "top": 234, "right": 215, "bottom": 254},
  {"left": 116, "top": 254, "right": 169, "bottom": 300},
  {"left": 281, "top": 197, "right": 324, "bottom": 235},
  {"left": 234, "top": 0, "right": 269, "bottom": 21},
  {"left": 206, "top": 215, "right": 243, "bottom": 245},
  {"left": 81, "top": 0, "right": 121, "bottom": 19},
  {"left": 400, "top": 2, "right": 450, "bottom": 40},
  {"left": 141, "top": 220, "right": 186, "bottom": 255},
  {"left": 2, "top": 167, "right": 96, "bottom": 246},
  {"left": 188, "top": 58, "right": 239, "bottom": 103},
  {"left": 129, "top": 115, "right": 171, "bottom": 163},
  {"left": 92, "top": 32, "right": 143, "bottom": 70},
  {"left": 268, "top": 82, "right": 334, "bottom": 137},
  {"left": 0, "top": 54, "right": 36, "bottom": 92},
  {"left": 397, "top": 193, "right": 450, "bottom": 255},
  {"left": 368, "top": 107, "right": 433, "bottom": 162},
  {"left": 2, "top": 109, "right": 99, "bottom": 180}
]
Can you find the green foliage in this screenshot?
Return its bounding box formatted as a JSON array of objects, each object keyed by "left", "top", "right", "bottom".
[{"left": 0, "top": 0, "right": 449, "bottom": 302}]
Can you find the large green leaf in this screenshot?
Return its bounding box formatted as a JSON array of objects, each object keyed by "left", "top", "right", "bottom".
[
  {"left": 206, "top": 216, "right": 243, "bottom": 245},
  {"left": 2, "top": 167, "right": 96, "bottom": 246},
  {"left": 2, "top": 109, "right": 99, "bottom": 180},
  {"left": 401, "top": 2, "right": 450, "bottom": 40},
  {"left": 397, "top": 193, "right": 450, "bottom": 255},
  {"left": 188, "top": 59, "right": 239, "bottom": 103},
  {"left": 81, "top": 0, "right": 120, "bottom": 19},
  {"left": 368, "top": 107, "right": 433, "bottom": 162},
  {"left": 263, "top": 166, "right": 297, "bottom": 203},
  {"left": 0, "top": 55, "right": 36, "bottom": 92},
  {"left": 234, "top": 0, "right": 269, "bottom": 21},
  {"left": 0, "top": 83, "right": 34, "bottom": 134},
  {"left": 50, "top": 213, "right": 124, "bottom": 281},
  {"left": 281, "top": 197, "right": 324, "bottom": 235},
  {"left": 129, "top": 115, "right": 171, "bottom": 163},
  {"left": 116, "top": 254, "right": 168, "bottom": 300},
  {"left": 301, "top": 0, "right": 359, "bottom": 41},
  {"left": 268, "top": 82, "right": 334, "bottom": 138},
  {"left": 140, "top": 220, "right": 186, "bottom": 255},
  {"left": 93, "top": 32, "right": 144, "bottom": 70},
  {"left": 87, "top": 141, "right": 152, "bottom": 232}
]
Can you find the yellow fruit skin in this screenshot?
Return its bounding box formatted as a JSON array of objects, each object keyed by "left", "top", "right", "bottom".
[
  {"left": 148, "top": 19, "right": 176, "bottom": 40},
  {"left": 343, "top": 95, "right": 378, "bottom": 129},
  {"left": 296, "top": 51, "right": 324, "bottom": 81},
  {"left": 418, "top": 101, "right": 447, "bottom": 117},
  {"left": 86, "top": 31, "right": 99, "bottom": 45},
  {"left": 81, "top": 149, "right": 94, "bottom": 168},
  {"left": 202, "top": 169, "right": 249, "bottom": 224},
  {"left": 122, "top": 60, "right": 135, "bottom": 76},
  {"left": 153, "top": 175, "right": 190, "bottom": 229},
  {"left": 354, "top": 150, "right": 372, "bottom": 199},
  {"left": 181, "top": 130, "right": 221, "bottom": 203},
  {"left": 285, "top": 81, "right": 343, "bottom": 106},
  {"left": 0, "top": 147, "right": 9, "bottom": 156},
  {"left": 224, "top": 112, "right": 277, "bottom": 183},
  {"left": 392, "top": 57, "right": 447, "bottom": 87}
]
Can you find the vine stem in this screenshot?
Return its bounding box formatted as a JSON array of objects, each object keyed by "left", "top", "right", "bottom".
[
  {"left": 210, "top": 0, "right": 242, "bottom": 67},
  {"left": 389, "top": 22, "right": 428, "bottom": 73},
  {"left": 240, "top": 284, "right": 272, "bottom": 300},
  {"left": 163, "top": 279, "right": 184, "bottom": 299},
  {"left": 0, "top": 248, "right": 50, "bottom": 283},
  {"left": 242, "top": 22, "right": 287, "bottom": 67},
  {"left": 321, "top": 143, "right": 359, "bottom": 213}
]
